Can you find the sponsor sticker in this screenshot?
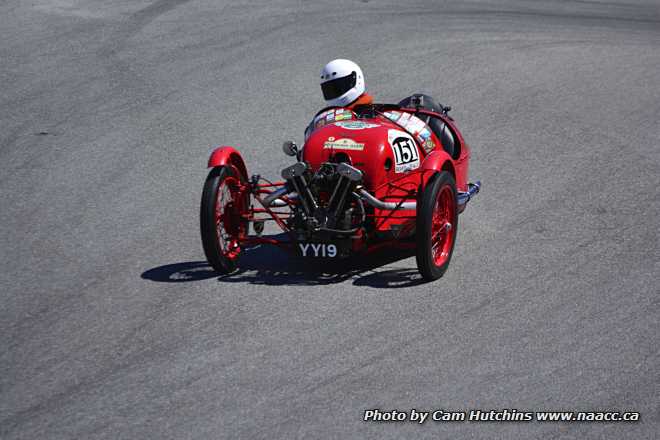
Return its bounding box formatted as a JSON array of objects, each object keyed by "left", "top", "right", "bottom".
[
  {"left": 333, "top": 121, "right": 380, "bottom": 130},
  {"left": 398, "top": 112, "right": 412, "bottom": 125},
  {"left": 323, "top": 137, "right": 365, "bottom": 151},
  {"left": 384, "top": 111, "right": 437, "bottom": 153},
  {"left": 384, "top": 110, "right": 401, "bottom": 121},
  {"left": 388, "top": 129, "right": 420, "bottom": 173},
  {"left": 310, "top": 109, "right": 357, "bottom": 133},
  {"left": 411, "top": 119, "right": 425, "bottom": 132}
]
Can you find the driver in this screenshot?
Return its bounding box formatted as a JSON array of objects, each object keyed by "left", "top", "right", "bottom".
[
  {"left": 319, "top": 59, "right": 373, "bottom": 108},
  {"left": 304, "top": 59, "right": 372, "bottom": 139},
  {"left": 310, "top": 60, "right": 455, "bottom": 157}
]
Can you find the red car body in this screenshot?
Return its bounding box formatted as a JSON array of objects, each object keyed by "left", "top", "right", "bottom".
[{"left": 302, "top": 108, "right": 471, "bottom": 235}]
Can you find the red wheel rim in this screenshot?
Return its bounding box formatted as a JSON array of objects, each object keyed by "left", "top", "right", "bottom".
[
  {"left": 214, "top": 176, "right": 245, "bottom": 260},
  {"left": 431, "top": 185, "right": 455, "bottom": 266}
]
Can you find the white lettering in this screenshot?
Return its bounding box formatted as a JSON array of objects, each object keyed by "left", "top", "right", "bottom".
[
  {"left": 299, "top": 243, "right": 339, "bottom": 258},
  {"left": 409, "top": 409, "right": 428, "bottom": 424}
]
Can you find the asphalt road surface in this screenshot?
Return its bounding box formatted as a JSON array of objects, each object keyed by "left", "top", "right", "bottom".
[{"left": 1, "top": 1, "right": 659, "bottom": 438}]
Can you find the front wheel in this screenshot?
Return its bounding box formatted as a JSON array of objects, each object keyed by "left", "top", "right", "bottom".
[
  {"left": 200, "top": 166, "right": 249, "bottom": 273},
  {"left": 416, "top": 171, "right": 458, "bottom": 281}
]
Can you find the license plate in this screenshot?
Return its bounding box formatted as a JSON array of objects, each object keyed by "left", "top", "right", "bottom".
[{"left": 298, "top": 243, "right": 338, "bottom": 258}]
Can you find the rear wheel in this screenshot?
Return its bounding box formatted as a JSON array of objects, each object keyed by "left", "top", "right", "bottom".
[
  {"left": 416, "top": 171, "right": 458, "bottom": 280},
  {"left": 200, "top": 166, "right": 249, "bottom": 273}
]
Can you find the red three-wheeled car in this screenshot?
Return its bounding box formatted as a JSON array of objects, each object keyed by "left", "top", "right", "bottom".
[{"left": 200, "top": 98, "right": 480, "bottom": 280}]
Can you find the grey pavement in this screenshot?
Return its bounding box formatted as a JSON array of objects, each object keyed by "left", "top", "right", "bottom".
[{"left": 1, "top": 0, "right": 659, "bottom": 438}]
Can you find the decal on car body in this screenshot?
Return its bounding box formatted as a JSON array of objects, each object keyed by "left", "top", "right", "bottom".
[
  {"left": 333, "top": 121, "right": 379, "bottom": 130},
  {"left": 312, "top": 108, "right": 356, "bottom": 128},
  {"left": 384, "top": 110, "right": 436, "bottom": 153},
  {"left": 323, "top": 138, "right": 365, "bottom": 151},
  {"left": 388, "top": 129, "right": 420, "bottom": 173}
]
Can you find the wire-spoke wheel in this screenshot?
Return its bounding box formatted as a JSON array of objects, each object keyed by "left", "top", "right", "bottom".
[
  {"left": 416, "top": 171, "right": 458, "bottom": 280},
  {"left": 200, "top": 166, "right": 249, "bottom": 273}
]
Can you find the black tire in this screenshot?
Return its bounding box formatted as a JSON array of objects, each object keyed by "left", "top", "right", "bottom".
[
  {"left": 416, "top": 171, "right": 459, "bottom": 281},
  {"left": 200, "top": 166, "right": 248, "bottom": 273}
]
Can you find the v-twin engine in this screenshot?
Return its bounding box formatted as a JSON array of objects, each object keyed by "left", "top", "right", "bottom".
[{"left": 279, "top": 161, "right": 365, "bottom": 237}]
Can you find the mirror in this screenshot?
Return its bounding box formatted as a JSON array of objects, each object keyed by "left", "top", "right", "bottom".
[{"left": 282, "top": 140, "right": 298, "bottom": 157}]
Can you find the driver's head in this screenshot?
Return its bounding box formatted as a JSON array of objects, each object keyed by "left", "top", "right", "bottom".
[{"left": 320, "top": 59, "right": 365, "bottom": 107}]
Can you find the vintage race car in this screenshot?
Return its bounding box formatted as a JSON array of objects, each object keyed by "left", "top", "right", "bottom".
[{"left": 200, "top": 95, "right": 480, "bottom": 280}]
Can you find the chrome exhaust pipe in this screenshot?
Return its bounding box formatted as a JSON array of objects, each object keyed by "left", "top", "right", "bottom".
[
  {"left": 358, "top": 189, "right": 416, "bottom": 210},
  {"left": 358, "top": 180, "right": 481, "bottom": 211},
  {"left": 458, "top": 181, "right": 481, "bottom": 206},
  {"left": 269, "top": 196, "right": 296, "bottom": 207},
  {"left": 263, "top": 186, "right": 291, "bottom": 207}
]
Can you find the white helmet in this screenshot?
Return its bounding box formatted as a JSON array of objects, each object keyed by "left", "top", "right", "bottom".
[{"left": 320, "top": 59, "right": 365, "bottom": 107}]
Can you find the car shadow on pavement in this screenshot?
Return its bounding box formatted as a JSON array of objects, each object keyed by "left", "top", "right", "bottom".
[
  {"left": 141, "top": 261, "right": 219, "bottom": 283},
  {"left": 141, "top": 239, "right": 426, "bottom": 288}
]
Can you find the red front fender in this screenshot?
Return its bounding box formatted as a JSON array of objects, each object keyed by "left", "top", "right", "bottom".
[
  {"left": 421, "top": 150, "right": 454, "bottom": 174},
  {"left": 207, "top": 146, "right": 248, "bottom": 180},
  {"left": 420, "top": 149, "right": 462, "bottom": 190}
]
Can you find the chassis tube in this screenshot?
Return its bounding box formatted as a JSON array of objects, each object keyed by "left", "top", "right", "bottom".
[{"left": 263, "top": 186, "right": 291, "bottom": 206}]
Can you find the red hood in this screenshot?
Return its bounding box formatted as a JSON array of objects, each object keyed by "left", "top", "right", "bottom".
[{"left": 302, "top": 116, "right": 422, "bottom": 190}]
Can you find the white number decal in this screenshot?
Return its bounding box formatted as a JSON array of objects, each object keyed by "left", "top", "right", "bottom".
[
  {"left": 393, "top": 137, "right": 417, "bottom": 163},
  {"left": 388, "top": 130, "right": 421, "bottom": 172}
]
